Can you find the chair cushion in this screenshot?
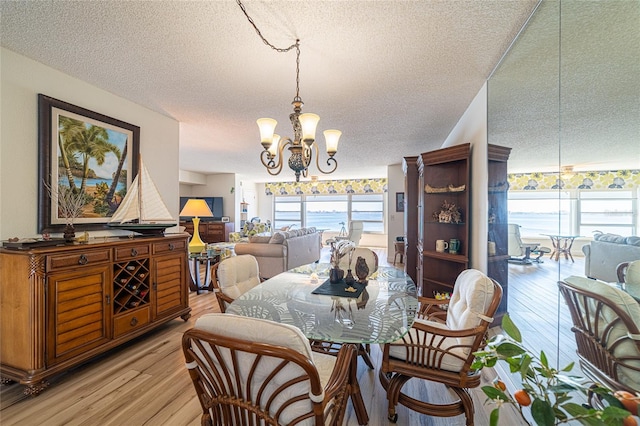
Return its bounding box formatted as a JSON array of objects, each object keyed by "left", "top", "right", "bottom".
[
  {"left": 446, "top": 269, "right": 496, "bottom": 331},
  {"left": 626, "top": 260, "right": 640, "bottom": 285},
  {"left": 217, "top": 255, "right": 261, "bottom": 299},
  {"left": 196, "top": 313, "right": 315, "bottom": 359},
  {"left": 564, "top": 276, "right": 640, "bottom": 389}
]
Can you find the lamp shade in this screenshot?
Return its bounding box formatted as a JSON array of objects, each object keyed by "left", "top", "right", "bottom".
[
  {"left": 257, "top": 118, "right": 277, "bottom": 149},
  {"left": 299, "top": 113, "right": 320, "bottom": 142},
  {"left": 323, "top": 129, "right": 342, "bottom": 155},
  {"left": 268, "top": 134, "right": 281, "bottom": 157},
  {"left": 179, "top": 199, "right": 213, "bottom": 218}
]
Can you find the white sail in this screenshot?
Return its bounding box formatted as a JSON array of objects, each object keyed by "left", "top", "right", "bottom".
[{"left": 109, "top": 160, "right": 174, "bottom": 224}]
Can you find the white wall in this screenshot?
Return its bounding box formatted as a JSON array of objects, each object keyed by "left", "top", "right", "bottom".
[
  {"left": 442, "top": 83, "right": 489, "bottom": 272},
  {"left": 0, "top": 48, "right": 180, "bottom": 240},
  {"left": 386, "top": 163, "right": 404, "bottom": 262}
]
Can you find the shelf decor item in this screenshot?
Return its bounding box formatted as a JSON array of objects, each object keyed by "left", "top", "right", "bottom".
[
  {"left": 433, "top": 200, "right": 462, "bottom": 224},
  {"left": 108, "top": 159, "right": 176, "bottom": 236},
  {"left": 43, "top": 181, "right": 88, "bottom": 241},
  {"left": 355, "top": 256, "right": 369, "bottom": 284},
  {"left": 329, "top": 239, "right": 354, "bottom": 284}
]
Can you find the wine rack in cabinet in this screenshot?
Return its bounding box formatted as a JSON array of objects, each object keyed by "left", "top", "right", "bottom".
[{"left": 113, "top": 259, "right": 151, "bottom": 313}]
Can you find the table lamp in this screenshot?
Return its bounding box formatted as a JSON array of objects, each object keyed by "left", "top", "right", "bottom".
[{"left": 179, "top": 199, "right": 213, "bottom": 254}]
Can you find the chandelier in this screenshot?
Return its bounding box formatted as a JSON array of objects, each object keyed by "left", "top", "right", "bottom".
[{"left": 237, "top": 0, "right": 341, "bottom": 182}]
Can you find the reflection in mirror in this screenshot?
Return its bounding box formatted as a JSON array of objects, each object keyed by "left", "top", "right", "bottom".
[{"left": 488, "top": 0, "right": 639, "bottom": 378}]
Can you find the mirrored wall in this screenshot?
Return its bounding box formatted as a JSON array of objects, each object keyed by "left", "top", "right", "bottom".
[{"left": 488, "top": 0, "right": 640, "bottom": 367}]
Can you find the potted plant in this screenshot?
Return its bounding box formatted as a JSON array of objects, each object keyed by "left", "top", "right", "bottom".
[{"left": 472, "top": 314, "right": 638, "bottom": 426}]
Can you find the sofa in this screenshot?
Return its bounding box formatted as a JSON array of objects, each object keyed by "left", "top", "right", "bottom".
[
  {"left": 234, "top": 227, "right": 321, "bottom": 279},
  {"left": 582, "top": 233, "right": 640, "bottom": 282}
]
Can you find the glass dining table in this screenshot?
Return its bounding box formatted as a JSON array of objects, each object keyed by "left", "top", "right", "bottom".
[{"left": 226, "top": 262, "right": 419, "bottom": 425}]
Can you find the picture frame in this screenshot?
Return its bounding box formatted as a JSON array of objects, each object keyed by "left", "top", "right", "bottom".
[
  {"left": 396, "top": 192, "right": 405, "bottom": 212},
  {"left": 38, "top": 94, "right": 140, "bottom": 233}
]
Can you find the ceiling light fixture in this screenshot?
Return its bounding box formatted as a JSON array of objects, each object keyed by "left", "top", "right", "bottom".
[{"left": 237, "top": 0, "right": 341, "bottom": 182}]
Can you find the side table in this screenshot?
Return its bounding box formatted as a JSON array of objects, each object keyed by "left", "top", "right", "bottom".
[{"left": 188, "top": 253, "right": 219, "bottom": 294}]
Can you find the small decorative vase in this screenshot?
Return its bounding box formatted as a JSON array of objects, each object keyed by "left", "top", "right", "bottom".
[
  {"left": 63, "top": 223, "right": 76, "bottom": 242},
  {"left": 345, "top": 269, "right": 355, "bottom": 285},
  {"left": 329, "top": 268, "right": 344, "bottom": 284},
  {"left": 355, "top": 257, "right": 369, "bottom": 284}
]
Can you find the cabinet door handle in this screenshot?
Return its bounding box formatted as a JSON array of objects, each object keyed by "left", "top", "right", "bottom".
[
  {"left": 106, "top": 295, "right": 110, "bottom": 305},
  {"left": 78, "top": 254, "right": 88, "bottom": 265},
  {"left": 168, "top": 243, "right": 174, "bottom": 251},
  {"left": 131, "top": 248, "right": 138, "bottom": 257},
  {"left": 130, "top": 317, "right": 138, "bottom": 327}
]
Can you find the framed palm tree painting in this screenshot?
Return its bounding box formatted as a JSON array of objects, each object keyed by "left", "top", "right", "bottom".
[{"left": 38, "top": 94, "right": 140, "bottom": 233}]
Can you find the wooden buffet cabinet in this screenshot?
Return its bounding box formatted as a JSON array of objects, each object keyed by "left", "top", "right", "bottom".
[
  {"left": 0, "top": 234, "right": 191, "bottom": 395},
  {"left": 181, "top": 221, "right": 235, "bottom": 243}
]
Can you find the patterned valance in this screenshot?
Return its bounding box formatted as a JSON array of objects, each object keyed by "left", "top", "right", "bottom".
[
  {"left": 265, "top": 178, "right": 388, "bottom": 196},
  {"left": 508, "top": 170, "right": 640, "bottom": 191}
]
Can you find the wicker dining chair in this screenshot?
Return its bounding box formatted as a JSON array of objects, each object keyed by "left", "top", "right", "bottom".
[
  {"left": 210, "top": 254, "right": 262, "bottom": 313},
  {"left": 558, "top": 276, "right": 640, "bottom": 394},
  {"left": 379, "top": 269, "right": 502, "bottom": 425},
  {"left": 617, "top": 260, "right": 640, "bottom": 286},
  {"left": 183, "top": 313, "right": 355, "bottom": 426}
]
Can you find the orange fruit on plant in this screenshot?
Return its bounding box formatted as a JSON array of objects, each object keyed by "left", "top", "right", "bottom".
[
  {"left": 514, "top": 389, "right": 531, "bottom": 406},
  {"left": 615, "top": 390, "right": 639, "bottom": 416},
  {"left": 493, "top": 378, "right": 506, "bottom": 391},
  {"left": 622, "top": 415, "right": 638, "bottom": 426}
]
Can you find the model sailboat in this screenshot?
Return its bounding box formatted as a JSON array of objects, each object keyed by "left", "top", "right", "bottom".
[{"left": 108, "top": 159, "right": 176, "bottom": 235}]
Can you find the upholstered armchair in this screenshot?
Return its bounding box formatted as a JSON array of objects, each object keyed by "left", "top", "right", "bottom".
[
  {"left": 558, "top": 276, "right": 640, "bottom": 394},
  {"left": 182, "top": 313, "right": 355, "bottom": 425},
  {"left": 379, "top": 269, "right": 503, "bottom": 425}
]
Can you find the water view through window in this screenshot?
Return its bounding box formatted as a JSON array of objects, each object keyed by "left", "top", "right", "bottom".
[{"left": 274, "top": 194, "right": 384, "bottom": 232}]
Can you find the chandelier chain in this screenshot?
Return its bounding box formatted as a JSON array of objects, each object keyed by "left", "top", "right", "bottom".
[{"left": 236, "top": 0, "right": 301, "bottom": 99}]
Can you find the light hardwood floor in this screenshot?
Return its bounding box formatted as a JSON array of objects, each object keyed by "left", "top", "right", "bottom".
[{"left": 1, "top": 248, "right": 583, "bottom": 426}]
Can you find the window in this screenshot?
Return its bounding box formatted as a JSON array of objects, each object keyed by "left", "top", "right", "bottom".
[
  {"left": 273, "top": 196, "right": 302, "bottom": 230},
  {"left": 578, "top": 190, "right": 635, "bottom": 236},
  {"left": 509, "top": 189, "right": 637, "bottom": 237},
  {"left": 273, "top": 193, "right": 385, "bottom": 233},
  {"left": 351, "top": 194, "right": 384, "bottom": 232},
  {"left": 508, "top": 191, "right": 571, "bottom": 236},
  {"left": 305, "top": 195, "right": 348, "bottom": 231}
]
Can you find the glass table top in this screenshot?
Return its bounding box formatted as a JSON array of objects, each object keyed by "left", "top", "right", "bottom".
[{"left": 226, "top": 263, "right": 418, "bottom": 344}]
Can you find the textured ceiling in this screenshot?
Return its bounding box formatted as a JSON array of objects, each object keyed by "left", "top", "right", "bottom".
[{"left": 8, "top": 0, "right": 631, "bottom": 183}]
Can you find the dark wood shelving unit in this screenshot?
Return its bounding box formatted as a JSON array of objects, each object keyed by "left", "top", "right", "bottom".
[
  {"left": 419, "top": 143, "right": 470, "bottom": 298},
  {"left": 487, "top": 144, "right": 511, "bottom": 324}
]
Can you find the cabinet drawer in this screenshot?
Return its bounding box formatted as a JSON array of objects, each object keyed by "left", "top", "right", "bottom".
[
  {"left": 114, "top": 244, "right": 150, "bottom": 261},
  {"left": 113, "top": 306, "right": 150, "bottom": 338},
  {"left": 153, "top": 239, "right": 187, "bottom": 255},
  {"left": 47, "top": 249, "right": 111, "bottom": 271}
]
